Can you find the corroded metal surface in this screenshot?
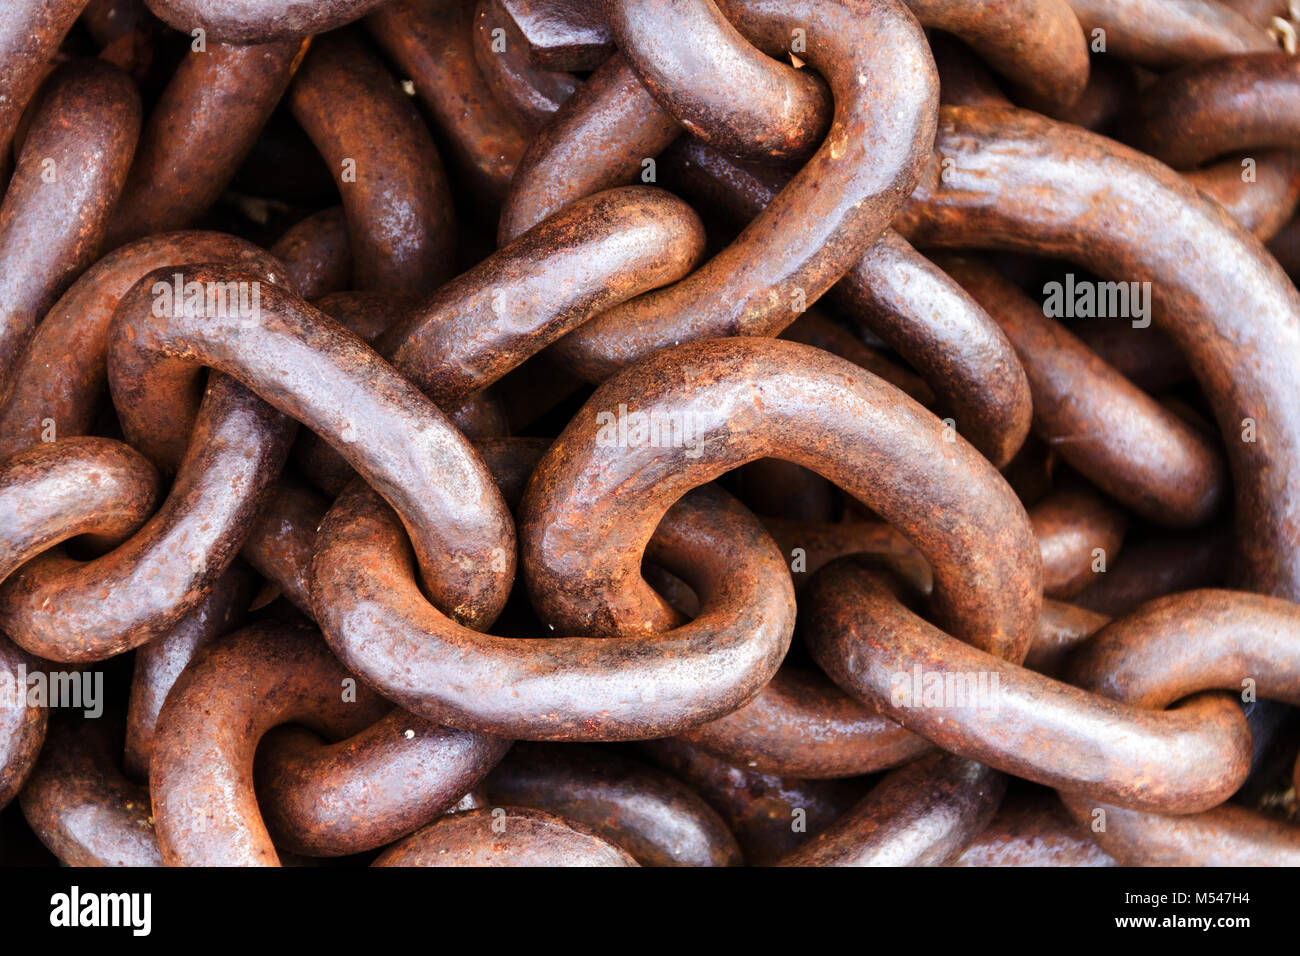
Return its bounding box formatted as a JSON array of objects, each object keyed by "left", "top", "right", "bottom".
[
  {"left": 804, "top": 558, "right": 1252, "bottom": 812},
  {"left": 372, "top": 808, "right": 639, "bottom": 866},
  {"left": 1123, "top": 52, "right": 1300, "bottom": 168},
  {"left": 0, "top": 59, "right": 140, "bottom": 397},
  {"left": 779, "top": 752, "right": 1006, "bottom": 867},
  {"left": 664, "top": 137, "right": 1031, "bottom": 467},
  {"left": 382, "top": 186, "right": 704, "bottom": 403},
  {"left": 150, "top": 622, "right": 391, "bottom": 865},
  {"left": 123, "top": 561, "right": 256, "bottom": 779},
  {"left": 289, "top": 31, "right": 455, "bottom": 299},
  {"left": 897, "top": 106, "right": 1300, "bottom": 601},
  {"left": 368, "top": 0, "right": 529, "bottom": 202},
  {"left": 0, "top": 0, "right": 90, "bottom": 163},
  {"left": 942, "top": 256, "right": 1226, "bottom": 527},
  {"left": 256, "top": 712, "right": 510, "bottom": 857},
  {"left": 521, "top": 337, "right": 1041, "bottom": 655},
  {"left": 949, "top": 788, "right": 1117, "bottom": 866},
  {"left": 1058, "top": 590, "right": 1300, "bottom": 865},
  {"left": 547, "top": 0, "right": 940, "bottom": 381},
  {"left": 5, "top": 0, "right": 1300, "bottom": 871},
  {"left": 313, "top": 482, "right": 794, "bottom": 739},
  {"left": 0, "top": 378, "right": 293, "bottom": 662},
  {"left": 0, "top": 637, "right": 46, "bottom": 811},
  {"left": 19, "top": 717, "right": 162, "bottom": 867},
  {"left": 107, "top": 38, "right": 305, "bottom": 246},
  {"left": 1065, "top": 0, "right": 1276, "bottom": 68},
  {"left": 145, "top": 0, "right": 391, "bottom": 43},
  {"left": 107, "top": 268, "right": 515, "bottom": 629},
  {"left": 484, "top": 742, "right": 742, "bottom": 866},
  {"left": 0, "top": 232, "right": 287, "bottom": 459}
]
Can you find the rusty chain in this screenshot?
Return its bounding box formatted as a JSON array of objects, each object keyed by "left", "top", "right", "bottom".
[{"left": 0, "top": 0, "right": 1298, "bottom": 872}]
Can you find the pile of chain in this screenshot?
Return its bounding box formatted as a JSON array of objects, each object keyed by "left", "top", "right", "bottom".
[{"left": 1, "top": 0, "right": 1300, "bottom": 867}]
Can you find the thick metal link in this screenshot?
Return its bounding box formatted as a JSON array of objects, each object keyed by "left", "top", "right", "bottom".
[
  {"left": 897, "top": 106, "right": 1300, "bottom": 600},
  {"left": 4, "top": 0, "right": 1300, "bottom": 872},
  {"left": 804, "top": 558, "right": 1253, "bottom": 812},
  {"left": 0, "top": 59, "right": 139, "bottom": 397}
]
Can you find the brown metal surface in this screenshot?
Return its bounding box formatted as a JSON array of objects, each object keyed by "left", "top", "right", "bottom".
[
  {"left": 145, "top": 0, "right": 392, "bottom": 43},
  {"left": 0, "top": 437, "right": 160, "bottom": 584},
  {"left": 906, "top": 0, "right": 1087, "bottom": 112},
  {"left": 123, "top": 561, "right": 256, "bottom": 779},
  {"left": 4, "top": 0, "right": 1300, "bottom": 871},
  {"left": 107, "top": 38, "right": 305, "bottom": 246},
  {"left": 497, "top": 0, "right": 614, "bottom": 71},
  {"left": 897, "top": 106, "right": 1300, "bottom": 601},
  {"left": 804, "top": 558, "right": 1253, "bottom": 812},
  {"left": 107, "top": 267, "right": 515, "bottom": 630},
  {"left": 0, "top": 232, "right": 287, "bottom": 460},
  {"left": 779, "top": 752, "right": 1005, "bottom": 866},
  {"left": 500, "top": 54, "right": 680, "bottom": 243},
  {"left": 150, "top": 621, "right": 389, "bottom": 865},
  {"left": 1073, "top": 525, "right": 1232, "bottom": 617},
  {"left": 289, "top": 31, "right": 456, "bottom": 299},
  {"left": 269, "top": 207, "right": 351, "bottom": 302},
  {"left": 547, "top": 0, "right": 940, "bottom": 381},
  {"left": 483, "top": 742, "right": 742, "bottom": 866},
  {"left": 19, "top": 717, "right": 162, "bottom": 866},
  {"left": 0, "top": 59, "right": 140, "bottom": 397},
  {"left": 0, "top": 377, "right": 292, "bottom": 662},
  {"left": 313, "top": 481, "right": 794, "bottom": 739},
  {"left": 1030, "top": 481, "right": 1127, "bottom": 599},
  {"left": 0, "top": 0, "right": 89, "bottom": 163},
  {"left": 949, "top": 788, "right": 1117, "bottom": 866},
  {"left": 1122, "top": 52, "right": 1300, "bottom": 168},
  {"left": 256, "top": 713, "right": 510, "bottom": 857},
  {"left": 604, "top": 0, "right": 830, "bottom": 161},
  {"left": 941, "top": 255, "right": 1227, "bottom": 527},
  {"left": 679, "top": 582, "right": 1111, "bottom": 779},
  {"left": 1186, "top": 150, "right": 1300, "bottom": 240},
  {"left": 1065, "top": 0, "right": 1276, "bottom": 68},
  {"left": 473, "top": 0, "right": 578, "bottom": 131},
  {"left": 0, "top": 637, "right": 46, "bottom": 811},
  {"left": 664, "top": 137, "right": 1030, "bottom": 467},
  {"left": 522, "top": 337, "right": 1040, "bottom": 656},
  {"left": 382, "top": 186, "right": 704, "bottom": 404},
  {"left": 372, "top": 807, "right": 639, "bottom": 866},
  {"left": 367, "top": 0, "right": 529, "bottom": 202},
  {"left": 639, "top": 737, "right": 865, "bottom": 864},
  {"left": 1060, "top": 590, "right": 1300, "bottom": 865}
]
